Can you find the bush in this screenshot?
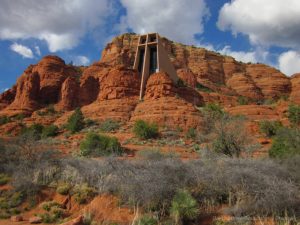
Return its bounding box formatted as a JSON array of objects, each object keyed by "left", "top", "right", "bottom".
[
  {"left": 269, "top": 127, "right": 300, "bottom": 158},
  {"left": 259, "top": 120, "right": 283, "bottom": 137},
  {"left": 80, "top": 133, "right": 122, "bottom": 157},
  {"left": 133, "top": 120, "right": 159, "bottom": 139},
  {"left": 137, "top": 215, "right": 158, "bottom": 225},
  {"left": 99, "top": 119, "right": 120, "bottom": 132},
  {"left": 287, "top": 104, "right": 300, "bottom": 125},
  {"left": 170, "top": 190, "right": 198, "bottom": 224},
  {"left": 196, "top": 83, "right": 212, "bottom": 93},
  {"left": 73, "top": 184, "right": 96, "bottom": 204},
  {"left": 186, "top": 128, "right": 197, "bottom": 140},
  {"left": 21, "top": 123, "right": 44, "bottom": 140},
  {"left": 42, "top": 201, "right": 62, "bottom": 212},
  {"left": 0, "top": 174, "right": 10, "bottom": 185},
  {"left": 56, "top": 183, "right": 71, "bottom": 195},
  {"left": 237, "top": 96, "right": 249, "bottom": 105},
  {"left": 0, "top": 116, "right": 10, "bottom": 125},
  {"left": 212, "top": 116, "right": 253, "bottom": 157},
  {"left": 66, "top": 108, "right": 84, "bottom": 133},
  {"left": 41, "top": 125, "right": 59, "bottom": 138}
]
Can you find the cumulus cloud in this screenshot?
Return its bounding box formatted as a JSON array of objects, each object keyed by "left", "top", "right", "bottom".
[
  {"left": 10, "top": 43, "right": 34, "bottom": 58},
  {"left": 0, "top": 0, "right": 110, "bottom": 52},
  {"left": 278, "top": 51, "right": 300, "bottom": 76},
  {"left": 74, "top": 56, "right": 90, "bottom": 66},
  {"left": 120, "top": 0, "right": 209, "bottom": 44},
  {"left": 217, "top": 0, "right": 300, "bottom": 49},
  {"left": 219, "top": 46, "right": 269, "bottom": 64},
  {"left": 35, "top": 46, "right": 41, "bottom": 56}
]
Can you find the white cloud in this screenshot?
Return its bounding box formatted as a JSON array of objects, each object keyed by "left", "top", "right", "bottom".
[
  {"left": 74, "top": 56, "right": 90, "bottom": 66},
  {"left": 278, "top": 51, "right": 300, "bottom": 76},
  {"left": 120, "top": 0, "right": 209, "bottom": 44},
  {"left": 217, "top": 0, "right": 300, "bottom": 49},
  {"left": 34, "top": 46, "right": 41, "bottom": 56},
  {"left": 10, "top": 43, "right": 34, "bottom": 58},
  {"left": 219, "top": 46, "right": 269, "bottom": 64},
  {"left": 0, "top": 0, "right": 110, "bottom": 52}
]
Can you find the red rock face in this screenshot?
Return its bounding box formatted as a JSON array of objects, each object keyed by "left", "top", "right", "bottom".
[
  {"left": 101, "top": 33, "right": 292, "bottom": 102},
  {"left": 130, "top": 72, "right": 203, "bottom": 130},
  {"left": 290, "top": 73, "right": 300, "bottom": 104},
  {"left": 98, "top": 66, "right": 140, "bottom": 100},
  {"left": 58, "top": 76, "right": 79, "bottom": 110}
]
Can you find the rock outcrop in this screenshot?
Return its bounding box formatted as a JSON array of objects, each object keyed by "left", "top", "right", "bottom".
[{"left": 290, "top": 73, "right": 300, "bottom": 104}]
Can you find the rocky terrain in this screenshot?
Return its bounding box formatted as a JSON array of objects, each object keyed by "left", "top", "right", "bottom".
[
  {"left": 0, "top": 33, "right": 299, "bottom": 225},
  {"left": 0, "top": 33, "right": 298, "bottom": 129}
]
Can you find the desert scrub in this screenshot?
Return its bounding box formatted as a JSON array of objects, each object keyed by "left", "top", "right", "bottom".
[
  {"left": 21, "top": 123, "right": 44, "bottom": 140},
  {"left": 56, "top": 183, "right": 71, "bottom": 195},
  {"left": 99, "top": 119, "right": 121, "bottom": 132},
  {"left": 137, "top": 215, "right": 158, "bottom": 225},
  {"left": 170, "top": 190, "right": 198, "bottom": 225},
  {"left": 41, "top": 125, "right": 59, "bottom": 138},
  {"left": 287, "top": 104, "right": 300, "bottom": 125},
  {"left": 80, "top": 133, "right": 122, "bottom": 157},
  {"left": 259, "top": 120, "right": 283, "bottom": 137},
  {"left": 0, "top": 116, "right": 11, "bottom": 125},
  {"left": 42, "top": 201, "right": 63, "bottom": 212},
  {"left": 66, "top": 108, "right": 85, "bottom": 133},
  {"left": 186, "top": 128, "right": 197, "bottom": 140},
  {"left": 0, "top": 174, "right": 10, "bottom": 185},
  {"left": 269, "top": 127, "right": 300, "bottom": 158},
  {"left": 73, "top": 184, "right": 96, "bottom": 204},
  {"left": 133, "top": 120, "right": 159, "bottom": 139}
]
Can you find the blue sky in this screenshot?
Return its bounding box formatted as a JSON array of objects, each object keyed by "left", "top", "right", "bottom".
[{"left": 0, "top": 0, "right": 300, "bottom": 93}]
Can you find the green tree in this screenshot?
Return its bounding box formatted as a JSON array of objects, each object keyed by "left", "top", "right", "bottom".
[
  {"left": 170, "top": 190, "right": 198, "bottom": 225},
  {"left": 80, "top": 133, "right": 122, "bottom": 157},
  {"left": 288, "top": 104, "right": 300, "bottom": 126},
  {"left": 41, "top": 125, "right": 59, "bottom": 138},
  {"left": 269, "top": 127, "right": 300, "bottom": 158},
  {"left": 259, "top": 120, "right": 283, "bottom": 137},
  {"left": 133, "top": 120, "right": 159, "bottom": 139},
  {"left": 66, "top": 108, "right": 84, "bottom": 133}
]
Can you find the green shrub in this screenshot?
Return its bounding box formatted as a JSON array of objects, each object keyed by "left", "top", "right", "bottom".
[
  {"left": 170, "top": 190, "right": 198, "bottom": 224},
  {"left": 42, "top": 201, "right": 62, "bottom": 212},
  {"left": 196, "top": 83, "right": 212, "bottom": 92},
  {"left": 73, "top": 184, "right": 96, "bottom": 204},
  {"left": 137, "top": 215, "right": 158, "bottom": 225},
  {"left": 21, "top": 123, "right": 44, "bottom": 140},
  {"left": 186, "top": 128, "right": 197, "bottom": 140},
  {"left": 212, "top": 116, "right": 251, "bottom": 157},
  {"left": 99, "top": 119, "right": 120, "bottom": 132},
  {"left": 237, "top": 96, "right": 249, "bottom": 105},
  {"left": 0, "top": 116, "right": 11, "bottom": 125},
  {"left": 14, "top": 113, "right": 25, "bottom": 121},
  {"left": 0, "top": 174, "right": 10, "bottom": 185},
  {"left": 133, "top": 120, "right": 159, "bottom": 139},
  {"left": 202, "top": 103, "right": 225, "bottom": 119},
  {"left": 9, "top": 192, "right": 24, "bottom": 208},
  {"left": 259, "top": 120, "right": 283, "bottom": 137},
  {"left": 269, "top": 127, "right": 300, "bottom": 158},
  {"left": 287, "top": 104, "right": 300, "bottom": 125},
  {"left": 66, "top": 108, "right": 84, "bottom": 133},
  {"left": 41, "top": 125, "right": 59, "bottom": 138},
  {"left": 56, "top": 183, "right": 71, "bottom": 195},
  {"left": 80, "top": 133, "right": 122, "bottom": 157}
]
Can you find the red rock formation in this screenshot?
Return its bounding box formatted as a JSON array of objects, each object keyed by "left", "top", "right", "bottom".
[
  {"left": 130, "top": 72, "right": 203, "bottom": 130},
  {"left": 0, "top": 85, "right": 16, "bottom": 110},
  {"left": 177, "top": 69, "right": 197, "bottom": 88},
  {"left": 58, "top": 76, "right": 79, "bottom": 110},
  {"left": 290, "top": 73, "right": 300, "bottom": 104},
  {"left": 98, "top": 66, "right": 140, "bottom": 100}
]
